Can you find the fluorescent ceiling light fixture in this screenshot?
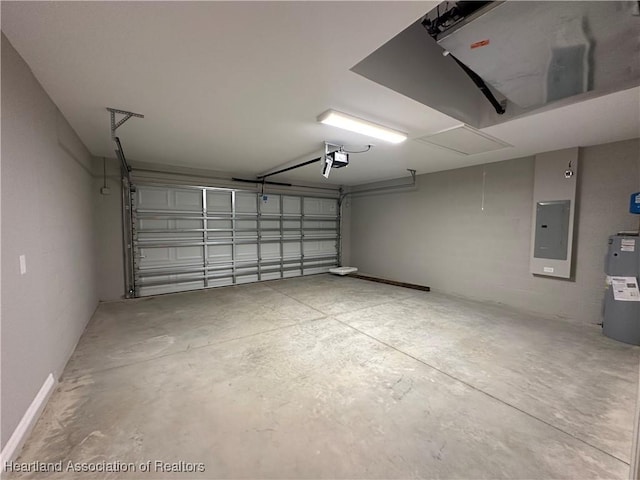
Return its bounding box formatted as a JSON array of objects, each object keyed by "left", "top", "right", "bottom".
[{"left": 317, "top": 110, "right": 407, "bottom": 144}]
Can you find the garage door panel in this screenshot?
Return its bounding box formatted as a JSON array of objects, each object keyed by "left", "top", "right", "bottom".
[
  {"left": 207, "top": 219, "right": 232, "bottom": 240},
  {"left": 207, "top": 234, "right": 233, "bottom": 242},
  {"left": 176, "top": 246, "right": 204, "bottom": 261},
  {"left": 237, "top": 219, "right": 257, "bottom": 230},
  {"left": 174, "top": 190, "right": 202, "bottom": 209},
  {"left": 236, "top": 244, "right": 258, "bottom": 261},
  {"left": 303, "top": 240, "right": 337, "bottom": 256},
  {"left": 138, "top": 218, "right": 171, "bottom": 230},
  {"left": 304, "top": 266, "right": 331, "bottom": 275},
  {"left": 175, "top": 219, "right": 203, "bottom": 229},
  {"left": 261, "top": 271, "right": 281, "bottom": 281},
  {"left": 138, "top": 247, "right": 172, "bottom": 265},
  {"left": 139, "top": 233, "right": 202, "bottom": 243},
  {"left": 138, "top": 218, "right": 203, "bottom": 231},
  {"left": 283, "top": 242, "right": 301, "bottom": 257},
  {"left": 237, "top": 274, "right": 259, "bottom": 284},
  {"left": 208, "top": 245, "right": 232, "bottom": 261},
  {"left": 207, "top": 191, "right": 232, "bottom": 211},
  {"left": 132, "top": 185, "right": 339, "bottom": 296},
  {"left": 304, "top": 219, "right": 337, "bottom": 229},
  {"left": 261, "top": 219, "right": 280, "bottom": 230},
  {"left": 139, "top": 271, "right": 204, "bottom": 284},
  {"left": 261, "top": 195, "right": 280, "bottom": 214},
  {"left": 236, "top": 193, "right": 257, "bottom": 213},
  {"left": 304, "top": 229, "right": 338, "bottom": 238},
  {"left": 261, "top": 234, "right": 281, "bottom": 243},
  {"left": 139, "top": 277, "right": 205, "bottom": 297},
  {"left": 261, "top": 243, "right": 280, "bottom": 260},
  {"left": 208, "top": 277, "right": 234, "bottom": 288},
  {"left": 138, "top": 246, "right": 204, "bottom": 268},
  {"left": 320, "top": 198, "right": 338, "bottom": 216},
  {"left": 283, "top": 269, "right": 302, "bottom": 278},
  {"left": 282, "top": 220, "right": 302, "bottom": 233},
  {"left": 136, "top": 187, "right": 171, "bottom": 209},
  {"left": 303, "top": 197, "right": 337, "bottom": 216},
  {"left": 208, "top": 219, "right": 232, "bottom": 229},
  {"left": 283, "top": 196, "right": 301, "bottom": 214},
  {"left": 137, "top": 186, "right": 202, "bottom": 211}
]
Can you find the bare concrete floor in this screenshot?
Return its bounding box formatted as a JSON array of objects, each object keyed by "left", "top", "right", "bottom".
[{"left": 8, "top": 275, "right": 639, "bottom": 479}]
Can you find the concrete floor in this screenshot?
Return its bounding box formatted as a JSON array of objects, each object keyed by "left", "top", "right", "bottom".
[{"left": 9, "top": 275, "right": 639, "bottom": 479}]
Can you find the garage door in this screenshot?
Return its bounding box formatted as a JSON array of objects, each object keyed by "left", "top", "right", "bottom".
[{"left": 131, "top": 184, "right": 340, "bottom": 297}]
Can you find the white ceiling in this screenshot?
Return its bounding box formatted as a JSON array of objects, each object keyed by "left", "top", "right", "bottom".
[{"left": 2, "top": 1, "right": 639, "bottom": 186}]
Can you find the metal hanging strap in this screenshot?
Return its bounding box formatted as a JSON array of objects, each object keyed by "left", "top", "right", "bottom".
[{"left": 107, "top": 107, "right": 144, "bottom": 140}]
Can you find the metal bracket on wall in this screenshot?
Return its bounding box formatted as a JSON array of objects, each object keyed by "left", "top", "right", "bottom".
[
  {"left": 107, "top": 107, "right": 143, "bottom": 299},
  {"left": 107, "top": 107, "right": 144, "bottom": 140}
]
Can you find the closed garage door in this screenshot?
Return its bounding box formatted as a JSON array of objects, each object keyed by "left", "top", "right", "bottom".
[{"left": 131, "top": 184, "right": 340, "bottom": 296}]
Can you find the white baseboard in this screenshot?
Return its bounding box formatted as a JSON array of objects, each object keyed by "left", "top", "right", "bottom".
[{"left": 0, "top": 373, "right": 57, "bottom": 466}]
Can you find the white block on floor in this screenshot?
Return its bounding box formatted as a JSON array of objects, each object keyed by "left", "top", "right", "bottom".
[{"left": 329, "top": 266, "right": 358, "bottom": 276}]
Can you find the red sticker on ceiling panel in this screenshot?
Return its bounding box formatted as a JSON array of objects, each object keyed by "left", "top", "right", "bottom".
[{"left": 470, "top": 39, "right": 490, "bottom": 49}]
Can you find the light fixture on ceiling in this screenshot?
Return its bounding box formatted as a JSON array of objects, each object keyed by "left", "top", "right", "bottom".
[{"left": 317, "top": 110, "right": 407, "bottom": 144}]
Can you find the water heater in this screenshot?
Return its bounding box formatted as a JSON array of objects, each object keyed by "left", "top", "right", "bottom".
[{"left": 602, "top": 192, "right": 640, "bottom": 344}]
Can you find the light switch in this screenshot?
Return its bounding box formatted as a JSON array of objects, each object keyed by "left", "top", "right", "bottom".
[{"left": 19, "top": 255, "right": 26, "bottom": 275}]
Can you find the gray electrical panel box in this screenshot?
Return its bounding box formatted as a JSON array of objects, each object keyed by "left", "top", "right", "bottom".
[
  {"left": 529, "top": 148, "right": 578, "bottom": 279},
  {"left": 534, "top": 200, "right": 570, "bottom": 260},
  {"left": 602, "top": 234, "right": 640, "bottom": 345}
]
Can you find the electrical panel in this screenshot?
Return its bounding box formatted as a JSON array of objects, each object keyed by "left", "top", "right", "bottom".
[
  {"left": 529, "top": 148, "right": 578, "bottom": 278},
  {"left": 533, "top": 200, "right": 571, "bottom": 260}
]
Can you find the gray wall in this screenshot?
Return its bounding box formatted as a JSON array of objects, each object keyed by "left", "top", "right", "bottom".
[
  {"left": 93, "top": 158, "right": 124, "bottom": 301},
  {"left": 1, "top": 35, "right": 98, "bottom": 449},
  {"left": 349, "top": 139, "right": 640, "bottom": 324}
]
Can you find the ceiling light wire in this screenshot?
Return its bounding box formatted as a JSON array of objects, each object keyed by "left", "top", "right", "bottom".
[{"left": 342, "top": 145, "right": 372, "bottom": 154}]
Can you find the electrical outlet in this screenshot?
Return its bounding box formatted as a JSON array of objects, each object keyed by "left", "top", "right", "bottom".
[
  {"left": 19, "top": 255, "right": 26, "bottom": 275},
  {"left": 100, "top": 187, "right": 111, "bottom": 195}
]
